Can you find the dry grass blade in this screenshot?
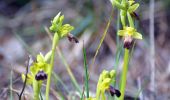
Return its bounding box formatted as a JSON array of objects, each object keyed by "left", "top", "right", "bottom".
[{"left": 91, "top": 18, "right": 111, "bottom": 67}]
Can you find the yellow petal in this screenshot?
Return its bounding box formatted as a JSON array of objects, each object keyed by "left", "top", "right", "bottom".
[
  {"left": 133, "top": 32, "right": 142, "bottom": 39},
  {"left": 118, "top": 30, "right": 126, "bottom": 36}
]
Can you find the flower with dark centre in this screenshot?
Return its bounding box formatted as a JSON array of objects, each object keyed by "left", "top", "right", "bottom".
[
  {"left": 118, "top": 26, "right": 142, "bottom": 49},
  {"left": 109, "top": 86, "right": 121, "bottom": 97},
  {"left": 123, "top": 36, "right": 133, "bottom": 49},
  {"left": 35, "top": 70, "right": 47, "bottom": 81}
]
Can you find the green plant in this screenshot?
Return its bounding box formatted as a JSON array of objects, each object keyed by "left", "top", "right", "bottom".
[
  {"left": 87, "top": 70, "right": 120, "bottom": 100},
  {"left": 110, "top": 0, "right": 143, "bottom": 100},
  {"left": 21, "top": 53, "right": 51, "bottom": 100},
  {"left": 21, "top": 12, "right": 76, "bottom": 100},
  {"left": 46, "top": 12, "right": 75, "bottom": 100},
  {"left": 83, "top": 43, "right": 89, "bottom": 98}
]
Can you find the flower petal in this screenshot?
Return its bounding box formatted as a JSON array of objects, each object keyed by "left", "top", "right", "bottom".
[
  {"left": 37, "top": 54, "right": 44, "bottom": 62},
  {"left": 110, "top": 70, "right": 116, "bottom": 78},
  {"left": 118, "top": 30, "right": 126, "bottom": 36},
  {"left": 128, "top": 3, "right": 139, "bottom": 13},
  {"left": 53, "top": 12, "right": 61, "bottom": 24},
  {"left": 133, "top": 32, "right": 142, "bottom": 39},
  {"left": 45, "top": 51, "right": 52, "bottom": 62},
  {"left": 59, "top": 24, "right": 74, "bottom": 37}
]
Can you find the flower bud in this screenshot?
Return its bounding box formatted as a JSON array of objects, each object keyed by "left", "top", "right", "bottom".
[
  {"left": 123, "top": 36, "right": 133, "bottom": 49},
  {"left": 35, "top": 70, "right": 47, "bottom": 81}
]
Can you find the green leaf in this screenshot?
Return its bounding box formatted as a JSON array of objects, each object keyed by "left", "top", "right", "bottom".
[
  {"left": 133, "top": 32, "right": 142, "bottom": 39},
  {"left": 60, "top": 24, "right": 74, "bottom": 37},
  {"left": 128, "top": 3, "right": 139, "bottom": 13}
]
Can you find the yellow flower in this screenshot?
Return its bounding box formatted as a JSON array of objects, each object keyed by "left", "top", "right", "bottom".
[{"left": 118, "top": 26, "right": 142, "bottom": 39}]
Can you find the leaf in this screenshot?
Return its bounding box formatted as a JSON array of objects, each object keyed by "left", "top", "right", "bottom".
[
  {"left": 133, "top": 32, "right": 142, "bottom": 39},
  {"left": 128, "top": 3, "right": 139, "bottom": 13}
]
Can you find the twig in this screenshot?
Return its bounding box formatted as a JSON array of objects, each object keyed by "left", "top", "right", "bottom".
[{"left": 19, "top": 55, "right": 31, "bottom": 100}]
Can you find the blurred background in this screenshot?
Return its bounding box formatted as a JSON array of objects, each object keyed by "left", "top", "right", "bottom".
[{"left": 0, "top": 0, "right": 169, "bottom": 99}]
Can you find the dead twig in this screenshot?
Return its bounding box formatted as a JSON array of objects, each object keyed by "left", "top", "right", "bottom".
[{"left": 19, "top": 55, "right": 31, "bottom": 100}]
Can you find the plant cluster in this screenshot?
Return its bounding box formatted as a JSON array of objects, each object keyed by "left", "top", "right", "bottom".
[
  {"left": 21, "top": 12, "right": 76, "bottom": 100},
  {"left": 88, "top": 70, "right": 120, "bottom": 100},
  {"left": 21, "top": 0, "right": 143, "bottom": 99},
  {"left": 110, "top": 0, "right": 143, "bottom": 100}
]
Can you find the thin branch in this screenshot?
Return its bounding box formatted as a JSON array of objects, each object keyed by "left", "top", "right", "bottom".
[{"left": 19, "top": 55, "right": 31, "bottom": 100}]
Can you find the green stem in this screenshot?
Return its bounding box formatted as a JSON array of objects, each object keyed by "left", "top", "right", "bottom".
[
  {"left": 127, "top": 12, "right": 134, "bottom": 28},
  {"left": 96, "top": 88, "right": 100, "bottom": 100},
  {"left": 46, "top": 33, "right": 59, "bottom": 100},
  {"left": 33, "top": 80, "right": 41, "bottom": 100},
  {"left": 101, "top": 91, "right": 106, "bottom": 100},
  {"left": 120, "top": 49, "right": 129, "bottom": 100}
]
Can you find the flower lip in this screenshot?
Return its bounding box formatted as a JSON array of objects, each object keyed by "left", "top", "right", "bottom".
[
  {"left": 35, "top": 70, "right": 47, "bottom": 81},
  {"left": 123, "top": 36, "right": 133, "bottom": 49},
  {"left": 109, "top": 86, "right": 121, "bottom": 97},
  {"left": 67, "top": 33, "right": 79, "bottom": 43}
]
